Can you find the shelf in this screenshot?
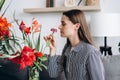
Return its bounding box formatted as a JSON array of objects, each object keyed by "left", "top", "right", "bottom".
[{"left": 23, "top": 6, "right": 100, "bottom": 13}]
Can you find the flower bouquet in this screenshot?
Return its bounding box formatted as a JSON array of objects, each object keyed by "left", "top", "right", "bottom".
[
  {"left": 0, "top": 15, "right": 58, "bottom": 80},
  {"left": 0, "top": 16, "right": 54, "bottom": 79},
  {"left": 0, "top": 1, "right": 29, "bottom": 80},
  {"left": 0, "top": 1, "right": 57, "bottom": 80}
]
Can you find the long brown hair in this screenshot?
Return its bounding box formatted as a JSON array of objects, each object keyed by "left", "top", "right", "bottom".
[{"left": 63, "top": 9, "right": 94, "bottom": 47}]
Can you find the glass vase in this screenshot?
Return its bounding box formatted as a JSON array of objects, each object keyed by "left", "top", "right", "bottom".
[{"left": 29, "top": 68, "right": 39, "bottom": 80}]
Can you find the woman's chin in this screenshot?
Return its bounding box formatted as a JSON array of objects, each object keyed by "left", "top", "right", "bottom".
[{"left": 60, "top": 34, "right": 66, "bottom": 37}]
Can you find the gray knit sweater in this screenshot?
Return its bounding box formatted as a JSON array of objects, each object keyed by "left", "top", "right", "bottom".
[{"left": 48, "top": 41, "right": 105, "bottom": 80}]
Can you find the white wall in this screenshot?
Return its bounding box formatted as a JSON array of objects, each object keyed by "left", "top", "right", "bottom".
[
  {"left": 94, "top": 0, "right": 120, "bottom": 55},
  {"left": 2, "top": 0, "right": 120, "bottom": 55}
]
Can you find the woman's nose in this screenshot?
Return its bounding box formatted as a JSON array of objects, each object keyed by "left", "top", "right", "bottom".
[{"left": 58, "top": 25, "right": 61, "bottom": 29}]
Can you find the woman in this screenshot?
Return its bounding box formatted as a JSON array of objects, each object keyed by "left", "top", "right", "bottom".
[{"left": 44, "top": 9, "right": 105, "bottom": 80}]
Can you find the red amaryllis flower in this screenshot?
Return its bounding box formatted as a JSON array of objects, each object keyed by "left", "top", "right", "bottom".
[
  {"left": 35, "top": 52, "right": 43, "bottom": 57},
  {"left": 24, "top": 27, "right": 31, "bottom": 35},
  {"left": 19, "top": 21, "right": 31, "bottom": 35},
  {"left": 32, "top": 20, "right": 41, "bottom": 33},
  {"left": 19, "top": 20, "right": 26, "bottom": 31},
  {"left": 0, "top": 16, "right": 11, "bottom": 31},
  {"left": 11, "top": 46, "right": 36, "bottom": 70},
  {"left": 0, "top": 16, "right": 11, "bottom": 40},
  {"left": 0, "top": 30, "right": 10, "bottom": 37},
  {"left": 19, "top": 46, "right": 36, "bottom": 69}
]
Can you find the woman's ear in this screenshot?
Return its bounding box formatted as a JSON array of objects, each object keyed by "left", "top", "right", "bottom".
[{"left": 75, "top": 23, "right": 80, "bottom": 30}]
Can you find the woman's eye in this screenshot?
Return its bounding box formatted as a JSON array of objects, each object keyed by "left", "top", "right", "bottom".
[{"left": 62, "top": 23, "right": 66, "bottom": 26}]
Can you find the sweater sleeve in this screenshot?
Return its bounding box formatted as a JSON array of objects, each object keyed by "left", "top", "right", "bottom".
[
  {"left": 48, "top": 54, "right": 64, "bottom": 78},
  {"left": 86, "top": 50, "right": 105, "bottom": 80}
]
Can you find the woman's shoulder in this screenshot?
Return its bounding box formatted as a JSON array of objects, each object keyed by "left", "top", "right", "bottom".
[
  {"left": 75, "top": 42, "right": 101, "bottom": 63},
  {"left": 82, "top": 42, "right": 101, "bottom": 55}
]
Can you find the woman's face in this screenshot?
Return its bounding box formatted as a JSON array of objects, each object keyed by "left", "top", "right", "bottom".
[{"left": 58, "top": 15, "right": 77, "bottom": 38}]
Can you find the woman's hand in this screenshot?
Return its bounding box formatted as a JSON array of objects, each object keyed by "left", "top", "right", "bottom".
[{"left": 44, "top": 34, "right": 56, "bottom": 56}]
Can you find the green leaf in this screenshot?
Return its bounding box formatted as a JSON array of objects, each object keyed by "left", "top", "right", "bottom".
[
  {"left": 1, "top": 0, "right": 12, "bottom": 16},
  {"left": 34, "top": 62, "right": 42, "bottom": 71},
  {"left": 27, "top": 35, "right": 33, "bottom": 48},
  {"left": 40, "top": 63, "right": 47, "bottom": 70},
  {"left": 13, "top": 11, "right": 20, "bottom": 26},
  {"left": 4, "top": 37, "right": 15, "bottom": 54},
  {"left": 0, "top": 40, "right": 2, "bottom": 45},
  {"left": 10, "top": 30, "right": 22, "bottom": 50},
  {"left": 39, "top": 56, "right": 47, "bottom": 61},
  {"left": 35, "top": 33, "right": 41, "bottom": 51},
  {"left": 2, "top": 45, "right": 9, "bottom": 54},
  {"left": 40, "top": 44, "right": 44, "bottom": 52},
  {"left": 10, "top": 38, "right": 22, "bottom": 51},
  {"left": 0, "top": 0, "right": 5, "bottom": 11},
  {"left": 32, "top": 66, "right": 36, "bottom": 70}
]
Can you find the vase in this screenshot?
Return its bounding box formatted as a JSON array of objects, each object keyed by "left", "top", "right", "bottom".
[{"left": 29, "top": 68, "right": 39, "bottom": 80}]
